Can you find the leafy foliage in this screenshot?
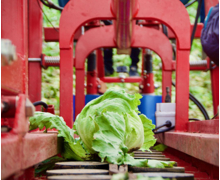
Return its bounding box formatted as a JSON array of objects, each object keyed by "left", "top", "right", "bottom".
[{"left": 30, "top": 90, "right": 175, "bottom": 168}]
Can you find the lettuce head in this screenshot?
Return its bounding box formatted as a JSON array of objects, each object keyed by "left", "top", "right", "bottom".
[{"left": 29, "top": 89, "right": 175, "bottom": 168}]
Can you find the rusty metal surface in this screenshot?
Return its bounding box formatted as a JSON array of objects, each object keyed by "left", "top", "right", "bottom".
[{"left": 155, "top": 132, "right": 219, "bottom": 166}]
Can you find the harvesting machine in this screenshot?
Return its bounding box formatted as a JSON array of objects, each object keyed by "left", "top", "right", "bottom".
[{"left": 1, "top": 0, "right": 219, "bottom": 179}]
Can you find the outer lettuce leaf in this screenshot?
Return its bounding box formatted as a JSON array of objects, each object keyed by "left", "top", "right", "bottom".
[
  {"left": 153, "top": 144, "right": 168, "bottom": 152},
  {"left": 139, "top": 114, "right": 157, "bottom": 151},
  {"left": 29, "top": 112, "right": 90, "bottom": 161},
  {"left": 92, "top": 111, "right": 127, "bottom": 164}
]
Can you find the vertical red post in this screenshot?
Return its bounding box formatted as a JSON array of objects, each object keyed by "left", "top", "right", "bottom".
[
  {"left": 28, "top": 0, "right": 43, "bottom": 110},
  {"left": 87, "top": 52, "right": 98, "bottom": 94},
  {"left": 60, "top": 48, "right": 74, "bottom": 127},
  {"left": 175, "top": 50, "right": 190, "bottom": 131},
  {"left": 97, "top": 49, "right": 105, "bottom": 78},
  {"left": 210, "top": 66, "right": 219, "bottom": 116}
]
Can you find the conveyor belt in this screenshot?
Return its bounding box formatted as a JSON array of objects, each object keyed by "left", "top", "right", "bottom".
[{"left": 46, "top": 150, "right": 194, "bottom": 180}]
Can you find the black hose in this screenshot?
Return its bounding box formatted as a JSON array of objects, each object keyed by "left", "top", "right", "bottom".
[
  {"left": 153, "top": 121, "right": 172, "bottom": 132},
  {"left": 172, "top": 82, "right": 210, "bottom": 120},
  {"left": 33, "top": 101, "right": 48, "bottom": 110},
  {"left": 162, "top": 24, "right": 168, "bottom": 37},
  {"left": 191, "top": 0, "right": 203, "bottom": 47},
  {"left": 40, "top": 0, "right": 63, "bottom": 11},
  {"left": 185, "top": 0, "right": 197, "bottom": 8},
  {"left": 154, "top": 126, "right": 175, "bottom": 134},
  {"left": 188, "top": 118, "right": 202, "bottom": 121},
  {"left": 211, "top": 112, "right": 219, "bottom": 119}
]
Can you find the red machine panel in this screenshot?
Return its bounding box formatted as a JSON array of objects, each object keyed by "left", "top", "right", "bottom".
[{"left": 1, "top": 0, "right": 28, "bottom": 95}]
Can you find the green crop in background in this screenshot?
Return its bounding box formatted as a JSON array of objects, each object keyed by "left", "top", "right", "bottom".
[{"left": 41, "top": 0, "right": 213, "bottom": 119}]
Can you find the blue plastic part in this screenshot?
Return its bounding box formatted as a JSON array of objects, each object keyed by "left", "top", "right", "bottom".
[
  {"left": 138, "top": 95, "right": 162, "bottom": 125},
  {"left": 73, "top": 95, "right": 100, "bottom": 120},
  {"left": 73, "top": 94, "right": 162, "bottom": 124}
]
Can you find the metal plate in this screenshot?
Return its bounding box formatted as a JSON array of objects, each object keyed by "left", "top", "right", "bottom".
[
  {"left": 134, "top": 154, "right": 165, "bottom": 158},
  {"left": 134, "top": 151, "right": 163, "bottom": 155},
  {"left": 47, "top": 169, "right": 109, "bottom": 176},
  {"left": 47, "top": 175, "right": 112, "bottom": 180},
  {"left": 54, "top": 161, "right": 109, "bottom": 169},
  {"left": 129, "top": 166, "right": 185, "bottom": 173},
  {"left": 135, "top": 172, "right": 194, "bottom": 180},
  {"left": 134, "top": 157, "right": 170, "bottom": 161}
]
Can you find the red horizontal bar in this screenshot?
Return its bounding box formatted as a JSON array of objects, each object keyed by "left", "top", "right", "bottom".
[
  {"left": 100, "top": 77, "right": 142, "bottom": 83},
  {"left": 187, "top": 119, "right": 219, "bottom": 134},
  {"left": 1, "top": 132, "right": 60, "bottom": 179},
  {"left": 155, "top": 132, "right": 219, "bottom": 166},
  {"left": 44, "top": 27, "right": 82, "bottom": 42}
]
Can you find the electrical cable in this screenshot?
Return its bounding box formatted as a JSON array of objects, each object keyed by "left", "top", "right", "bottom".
[
  {"left": 190, "top": 0, "right": 203, "bottom": 47},
  {"left": 37, "top": 0, "right": 59, "bottom": 32},
  {"left": 211, "top": 112, "right": 219, "bottom": 119},
  {"left": 188, "top": 118, "right": 202, "bottom": 121},
  {"left": 153, "top": 121, "right": 172, "bottom": 133},
  {"left": 162, "top": 24, "right": 168, "bottom": 37},
  {"left": 185, "top": 0, "right": 197, "bottom": 8},
  {"left": 154, "top": 126, "right": 175, "bottom": 134},
  {"left": 172, "top": 81, "right": 210, "bottom": 120},
  {"left": 33, "top": 101, "right": 48, "bottom": 110}
]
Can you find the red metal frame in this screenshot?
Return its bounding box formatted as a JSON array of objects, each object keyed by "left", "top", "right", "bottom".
[
  {"left": 59, "top": 0, "right": 190, "bottom": 131},
  {"left": 59, "top": 0, "right": 114, "bottom": 128},
  {"left": 1, "top": 0, "right": 28, "bottom": 95},
  {"left": 28, "top": 0, "right": 43, "bottom": 111},
  {"left": 210, "top": 66, "right": 219, "bottom": 116},
  {"left": 74, "top": 25, "right": 174, "bottom": 119}
]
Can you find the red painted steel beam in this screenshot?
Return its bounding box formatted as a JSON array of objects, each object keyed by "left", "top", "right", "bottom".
[
  {"left": 75, "top": 25, "right": 173, "bottom": 117},
  {"left": 155, "top": 132, "right": 219, "bottom": 166},
  {"left": 135, "top": 0, "right": 191, "bottom": 50},
  {"left": 1, "top": 0, "right": 28, "bottom": 95},
  {"left": 135, "top": 0, "right": 191, "bottom": 131},
  {"left": 210, "top": 66, "right": 219, "bottom": 115},
  {"left": 167, "top": 23, "right": 204, "bottom": 39},
  {"left": 100, "top": 77, "right": 142, "bottom": 83},
  {"left": 44, "top": 27, "right": 82, "bottom": 42},
  {"left": 187, "top": 119, "right": 219, "bottom": 134},
  {"left": 28, "top": 0, "right": 43, "bottom": 110},
  {"left": 1, "top": 133, "right": 60, "bottom": 179}
]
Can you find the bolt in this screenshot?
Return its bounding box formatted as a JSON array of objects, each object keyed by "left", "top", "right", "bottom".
[
  {"left": 139, "top": 85, "right": 144, "bottom": 89},
  {"left": 147, "top": 83, "right": 150, "bottom": 87}
]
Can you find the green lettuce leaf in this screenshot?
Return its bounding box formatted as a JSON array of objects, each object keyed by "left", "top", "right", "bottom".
[{"left": 29, "top": 112, "right": 90, "bottom": 160}]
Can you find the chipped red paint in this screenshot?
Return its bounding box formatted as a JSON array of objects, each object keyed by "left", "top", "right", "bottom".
[{"left": 188, "top": 119, "right": 219, "bottom": 134}]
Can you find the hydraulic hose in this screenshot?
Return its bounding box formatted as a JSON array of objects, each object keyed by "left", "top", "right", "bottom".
[
  {"left": 33, "top": 101, "right": 48, "bottom": 110},
  {"left": 191, "top": 0, "right": 203, "bottom": 47},
  {"left": 172, "top": 82, "right": 210, "bottom": 120},
  {"left": 154, "top": 126, "right": 175, "bottom": 134}
]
